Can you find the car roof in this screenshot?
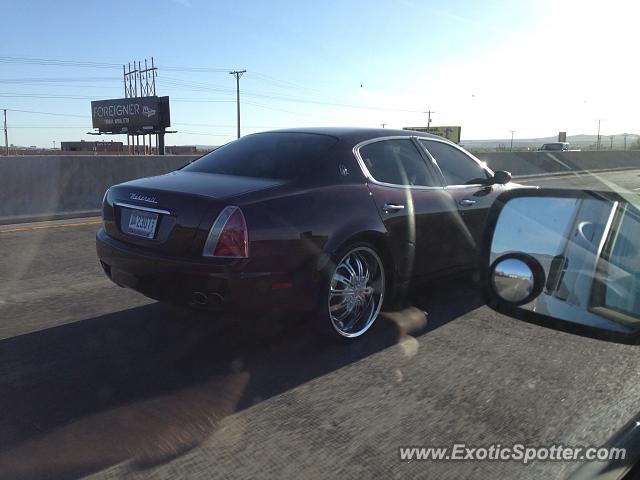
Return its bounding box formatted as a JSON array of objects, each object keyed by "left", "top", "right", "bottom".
[{"left": 249, "top": 127, "right": 446, "bottom": 145}]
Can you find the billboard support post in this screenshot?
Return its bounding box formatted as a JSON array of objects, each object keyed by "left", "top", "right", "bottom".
[{"left": 158, "top": 132, "right": 165, "bottom": 155}]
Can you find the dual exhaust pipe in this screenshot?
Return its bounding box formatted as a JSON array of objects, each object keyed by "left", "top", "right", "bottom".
[{"left": 191, "top": 291, "right": 225, "bottom": 308}]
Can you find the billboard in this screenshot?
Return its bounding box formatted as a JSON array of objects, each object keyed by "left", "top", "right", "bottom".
[
  {"left": 404, "top": 126, "right": 462, "bottom": 144},
  {"left": 91, "top": 96, "right": 170, "bottom": 134}
]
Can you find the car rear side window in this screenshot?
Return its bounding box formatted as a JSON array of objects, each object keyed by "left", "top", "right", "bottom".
[
  {"left": 419, "top": 139, "right": 489, "bottom": 186},
  {"left": 358, "top": 139, "right": 438, "bottom": 187},
  {"left": 183, "top": 132, "right": 338, "bottom": 180}
]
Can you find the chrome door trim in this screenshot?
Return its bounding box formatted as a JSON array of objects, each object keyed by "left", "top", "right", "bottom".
[
  {"left": 414, "top": 136, "right": 496, "bottom": 188},
  {"left": 352, "top": 135, "right": 445, "bottom": 191}
]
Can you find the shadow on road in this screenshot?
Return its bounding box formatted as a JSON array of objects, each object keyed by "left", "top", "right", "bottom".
[{"left": 0, "top": 275, "right": 483, "bottom": 480}]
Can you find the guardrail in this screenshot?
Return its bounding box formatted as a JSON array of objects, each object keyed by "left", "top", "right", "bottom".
[{"left": 1, "top": 151, "right": 639, "bottom": 225}]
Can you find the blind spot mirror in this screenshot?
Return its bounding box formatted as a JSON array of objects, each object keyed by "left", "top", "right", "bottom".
[{"left": 489, "top": 254, "right": 545, "bottom": 305}]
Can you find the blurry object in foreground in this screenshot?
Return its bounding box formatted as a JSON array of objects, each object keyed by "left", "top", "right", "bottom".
[{"left": 484, "top": 188, "right": 640, "bottom": 343}]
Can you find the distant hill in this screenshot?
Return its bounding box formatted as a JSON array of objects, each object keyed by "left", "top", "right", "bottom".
[{"left": 462, "top": 134, "right": 640, "bottom": 150}]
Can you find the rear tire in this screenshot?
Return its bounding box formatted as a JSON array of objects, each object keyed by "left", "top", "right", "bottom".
[{"left": 314, "top": 242, "right": 387, "bottom": 341}]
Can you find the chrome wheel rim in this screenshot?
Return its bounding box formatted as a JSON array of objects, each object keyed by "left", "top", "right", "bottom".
[{"left": 328, "top": 247, "right": 385, "bottom": 338}]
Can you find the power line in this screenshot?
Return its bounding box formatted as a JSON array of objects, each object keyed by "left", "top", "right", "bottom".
[
  {"left": 6, "top": 125, "right": 89, "bottom": 128},
  {"left": 3, "top": 108, "right": 89, "bottom": 118},
  {"left": 0, "top": 76, "right": 119, "bottom": 83},
  {"left": 174, "top": 121, "right": 275, "bottom": 128},
  {"left": 0, "top": 56, "right": 121, "bottom": 68},
  {"left": 0, "top": 56, "right": 232, "bottom": 72},
  {"left": 0, "top": 93, "right": 99, "bottom": 99},
  {"left": 177, "top": 130, "right": 235, "bottom": 137},
  {"left": 0, "top": 56, "right": 423, "bottom": 112}
]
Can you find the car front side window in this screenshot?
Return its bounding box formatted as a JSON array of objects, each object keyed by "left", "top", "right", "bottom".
[
  {"left": 358, "top": 139, "right": 438, "bottom": 187},
  {"left": 419, "top": 139, "right": 489, "bottom": 186}
]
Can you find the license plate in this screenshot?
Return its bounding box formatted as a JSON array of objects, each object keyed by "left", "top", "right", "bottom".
[{"left": 127, "top": 210, "right": 158, "bottom": 239}]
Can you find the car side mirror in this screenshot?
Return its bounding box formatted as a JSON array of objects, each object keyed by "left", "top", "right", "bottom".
[
  {"left": 491, "top": 170, "right": 511, "bottom": 185},
  {"left": 483, "top": 188, "right": 640, "bottom": 344}
]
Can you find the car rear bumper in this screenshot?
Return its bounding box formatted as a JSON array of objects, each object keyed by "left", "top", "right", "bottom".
[{"left": 96, "top": 227, "right": 316, "bottom": 313}]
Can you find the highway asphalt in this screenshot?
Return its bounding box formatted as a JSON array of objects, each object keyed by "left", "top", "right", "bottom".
[{"left": 0, "top": 169, "right": 639, "bottom": 479}]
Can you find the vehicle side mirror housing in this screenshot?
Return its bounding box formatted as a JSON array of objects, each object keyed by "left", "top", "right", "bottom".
[
  {"left": 492, "top": 170, "right": 511, "bottom": 185},
  {"left": 483, "top": 187, "right": 640, "bottom": 344}
]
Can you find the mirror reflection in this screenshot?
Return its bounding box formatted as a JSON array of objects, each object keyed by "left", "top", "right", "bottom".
[
  {"left": 491, "top": 258, "right": 535, "bottom": 304},
  {"left": 490, "top": 195, "right": 640, "bottom": 334}
]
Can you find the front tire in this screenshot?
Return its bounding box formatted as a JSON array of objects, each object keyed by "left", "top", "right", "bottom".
[{"left": 316, "top": 242, "right": 386, "bottom": 340}]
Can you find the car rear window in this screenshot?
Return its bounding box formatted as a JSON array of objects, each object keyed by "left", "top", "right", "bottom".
[{"left": 183, "top": 132, "right": 338, "bottom": 180}]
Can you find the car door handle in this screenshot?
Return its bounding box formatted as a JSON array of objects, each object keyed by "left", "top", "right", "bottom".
[
  {"left": 382, "top": 203, "right": 405, "bottom": 213},
  {"left": 459, "top": 199, "right": 477, "bottom": 207}
]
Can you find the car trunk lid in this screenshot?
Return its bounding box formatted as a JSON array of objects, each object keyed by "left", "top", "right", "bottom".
[{"left": 103, "top": 171, "right": 285, "bottom": 256}]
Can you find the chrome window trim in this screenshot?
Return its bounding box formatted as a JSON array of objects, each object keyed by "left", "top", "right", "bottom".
[
  {"left": 202, "top": 205, "right": 248, "bottom": 258},
  {"left": 415, "top": 136, "right": 495, "bottom": 188},
  {"left": 352, "top": 136, "right": 445, "bottom": 191},
  {"left": 114, "top": 202, "right": 171, "bottom": 215}
]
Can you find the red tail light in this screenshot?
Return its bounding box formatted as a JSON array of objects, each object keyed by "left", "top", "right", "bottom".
[{"left": 202, "top": 206, "right": 249, "bottom": 258}]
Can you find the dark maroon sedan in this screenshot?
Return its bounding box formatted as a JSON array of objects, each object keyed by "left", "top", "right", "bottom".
[{"left": 96, "top": 128, "right": 513, "bottom": 340}]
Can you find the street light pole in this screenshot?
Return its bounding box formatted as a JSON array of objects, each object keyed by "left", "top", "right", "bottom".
[{"left": 510, "top": 130, "right": 515, "bottom": 151}]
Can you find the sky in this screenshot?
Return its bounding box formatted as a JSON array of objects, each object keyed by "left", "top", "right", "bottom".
[{"left": 1, "top": 0, "right": 638, "bottom": 147}]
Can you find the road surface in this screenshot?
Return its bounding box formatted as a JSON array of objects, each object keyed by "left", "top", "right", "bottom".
[{"left": 0, "top": 169, "right": 639, "bottom": 479}]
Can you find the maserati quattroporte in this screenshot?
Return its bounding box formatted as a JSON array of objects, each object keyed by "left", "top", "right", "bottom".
[{"left": 96, "top": 128, "right": 513, "bottom": 339}]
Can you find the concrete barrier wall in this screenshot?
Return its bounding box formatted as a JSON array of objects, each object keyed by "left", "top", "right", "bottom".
[
  {"left": 0, "top": 155, "right": 197, "bottom": 224},
  {"left": 2, "top": 151, "right": 640, "bottom": 224},
  {"left": 475, "top": 151, "right": 640, "bottom": 177}
]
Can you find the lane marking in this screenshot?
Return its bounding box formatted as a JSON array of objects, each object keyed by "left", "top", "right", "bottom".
[{"left": 0, "top": 219, "right": 102, "bottom": 234}]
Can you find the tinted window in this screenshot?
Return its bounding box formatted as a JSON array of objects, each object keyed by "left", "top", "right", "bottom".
[
  {"left": 359, "top": 139, "right": 437, "bottom": 186},
  {"left": 420, "top": 139, "right": 488, "bottom": 185},
  {"left": 183, "top": 132, "right": 337, "bottom": 180}
]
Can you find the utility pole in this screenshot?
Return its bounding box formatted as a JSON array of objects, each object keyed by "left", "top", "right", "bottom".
[
  {"left": 609, "top": 135, "right": 614, "bottom": 150},
  {"left": 623, "top": 133, "right": 629, "bottom": 151},
  {"left": 596, "top": 119, "right": 602, "bottom": 151},
  {"left": 229, "top": 70, "right": 246, "bottom": 139},
  {"left": 510, "top": 130, "right": 515, "bottom": 151},
  {"left": 424, "top": 110, "right": 434, "bottom": 131},
  {"left": 3, "top": 109, "right": 8, "bottom": 156}
]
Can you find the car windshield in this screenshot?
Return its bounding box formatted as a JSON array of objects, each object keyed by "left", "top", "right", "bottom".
[{"left": 183, "top": 132, "right": 337, "bottom": 179}]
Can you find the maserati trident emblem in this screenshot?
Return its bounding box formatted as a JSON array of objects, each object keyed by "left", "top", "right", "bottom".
[{"left": 129, "top": 193, "right": 158, "bottom": 204}]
